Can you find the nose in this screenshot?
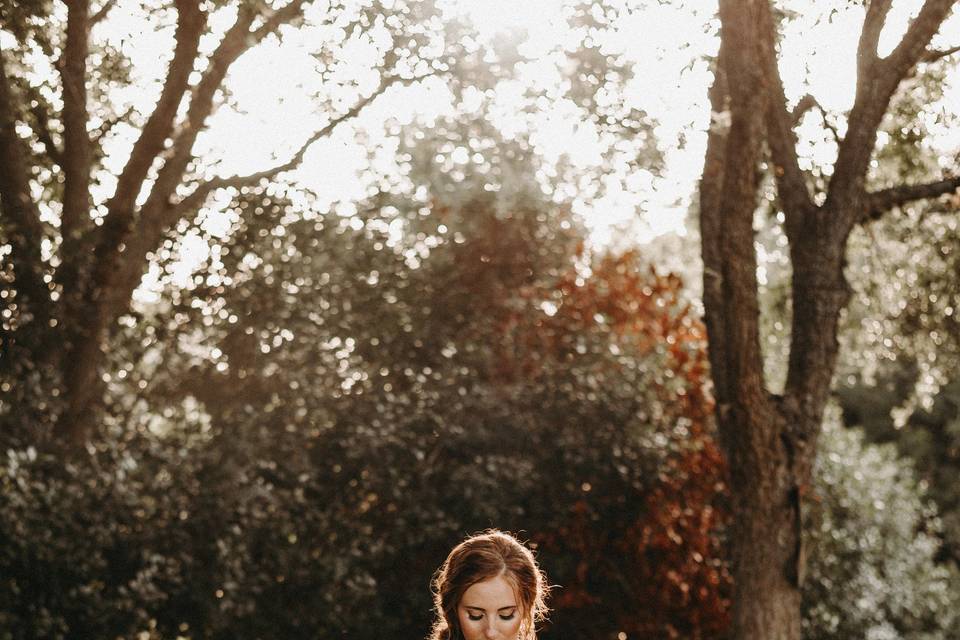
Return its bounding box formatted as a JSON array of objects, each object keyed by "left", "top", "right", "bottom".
[{"left": 484, "top": 622, "right": 498, "bottom": 639}]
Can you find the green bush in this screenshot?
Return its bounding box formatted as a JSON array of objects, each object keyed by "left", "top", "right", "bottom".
[{"left": 802, "top": 409, "right": 960, "bottom": 639}]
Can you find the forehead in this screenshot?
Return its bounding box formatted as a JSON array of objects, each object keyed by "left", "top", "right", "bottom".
[{"left": 460, "top": 576, "right": 519, "bottom": 609}]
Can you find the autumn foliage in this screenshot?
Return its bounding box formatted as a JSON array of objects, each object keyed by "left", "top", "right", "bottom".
[{"left": 486, "top": 244, "right": 732, "bottom": 638}]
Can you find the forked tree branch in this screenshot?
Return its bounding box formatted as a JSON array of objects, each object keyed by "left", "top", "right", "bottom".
[
  {"left": 790, "top": 94, "right": 818, "bottom": 124},
  {"left": 101, "top": 0, "right": 205, "bottom": 235},
  {"left": 140, "top": 2, "right": 277, "bottom": 216},
  {"left": 883, "top": 0, "right": 958, "bottom": 77},
  {"left": 826, "top": 0, "right": 957, "bottom": 223},
  {"left": 87, "top": 2, "right": 259, "bottom": 318},
  {"left": 54, "top": 0, "right": 317, "bottom": 443},
  {"left": 863, "top": 175, "right": 960, "bottom": 221},
  {"left": 858, "top": 0, "right": 893, "bottom": 71},
  {"left": 97, "top": 0, "right": 315, "bottom": 319}
]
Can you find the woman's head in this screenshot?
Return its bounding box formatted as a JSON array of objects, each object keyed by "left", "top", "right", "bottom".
[{"left": 429, "top": 530, "right": 549, "bottom": 640}]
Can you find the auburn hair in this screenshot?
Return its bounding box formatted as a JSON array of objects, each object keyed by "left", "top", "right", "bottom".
[{"left": 428, "top": 530, "right": 549, "bottom": 640}]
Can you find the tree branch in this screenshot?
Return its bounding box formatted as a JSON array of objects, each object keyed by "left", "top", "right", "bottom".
[
  {"left": 60, "top": 0, "right": 93, "bottom": 254},
  {"left": 94, "top": 0, "right": 313, "bottom": 320},
  {"left": 90, "top": 0, "right": 118, "bottom": 25},
  {"left": 135, "top": 3, "right": 265, "bottom": 219},
  {"left": 863, "top": 175, "right": 960, "bottom": 221},
  {"left": 790, "top": 94, "right": 841, "bottom": 144},
  {"left": 171, "top": 74, "right": 419, "bottom": 219},
  {"left": 883, "top": 0, "right": 958, "bottom": 77},
  {"left": 25, "top": 84, "right": 63, "bottom": 166},
  {"left": 922, "top": 43, "right": 960, "bottom": 62},
  {"left": 252, "top": 0, "right": 309, "bottom": 40},
  {"left": 700, "top": 0, "right": 771, "bottom": 416},
  {"left": 858, "top": 0, "right": 893, "bottom": 73},
  {"left": 100, "top": 0, "right": 205, "bottom": 242},
  {"left": 758, "top": 1, "right": 816, "bottom": 220},
  {"left": 790, "top": 94, "right": 818, "bottom": 125},
  {"left": 699, "top": 46, "right": 731, "bottom": 408},
  {"left": 826, "top": 0, "right": 957, "bottom": 226},
  {"left": 717, "top": 0, "right": 768, "bottom": 398},
  {"left": 91, "top": 104, "right": 136, "bottom": 147}
]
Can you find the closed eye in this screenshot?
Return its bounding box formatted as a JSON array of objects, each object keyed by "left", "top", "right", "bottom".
[{"left": 464, "top": 606, "right": 517, "bottom": 622}]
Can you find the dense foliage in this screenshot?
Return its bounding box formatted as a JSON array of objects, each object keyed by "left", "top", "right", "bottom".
[
  {"left": 2, "top": 162, "right": 723, "bottom": 637},
  {"left": 3, "top": 2, "right": 959, "bottom": 639},
  {"left": 802, "top": 411, "right": 960, "bottom": 640},
  {"left": 4, "top": 162, "right": 957, "bottom": 637}
]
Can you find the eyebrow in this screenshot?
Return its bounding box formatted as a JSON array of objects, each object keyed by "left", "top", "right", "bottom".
[{"left": 463, "top": 605, "right": 517, "bottom": 612}]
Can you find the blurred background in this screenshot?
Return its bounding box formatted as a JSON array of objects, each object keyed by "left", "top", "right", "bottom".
[{"left": 2, "top": 0, "right": 960, "bottom": 638}]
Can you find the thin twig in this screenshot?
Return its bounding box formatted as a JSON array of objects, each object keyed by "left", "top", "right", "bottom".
[
  {"left": 171, "top": 74, "right": 431, "bottom": 218},
  {"left": 921, "top": 44, "right": 960, "bottom": 63}
]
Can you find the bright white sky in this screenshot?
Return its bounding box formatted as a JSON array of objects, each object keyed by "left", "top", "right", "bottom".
[{"left": 89, "top": 0, "right": 960, "bottom": 289}]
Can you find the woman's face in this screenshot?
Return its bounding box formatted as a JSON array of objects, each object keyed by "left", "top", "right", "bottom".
[{"left": 456, "top": 575, "right": 524, "bottom": 640}]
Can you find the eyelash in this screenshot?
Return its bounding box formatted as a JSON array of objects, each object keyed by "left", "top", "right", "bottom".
[{"left": 467, "top": 613, "right": 516, "bottom": 622}]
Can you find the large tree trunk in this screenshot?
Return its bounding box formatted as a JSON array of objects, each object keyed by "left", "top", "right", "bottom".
[
  {"left": 59, "top": 323, "right": 108, "bottom": 446},
  {"left": 700, "top": 1, "right": 958, "bottom": 638},
  {"left": 699, "top": 5, "right": 807, "bottom": 636},
  {"left": 712, "top": 228, "right": 851, "bottom": 640},
  {"left": 720, "top": 403, "right": 801, "bottom": 640}
]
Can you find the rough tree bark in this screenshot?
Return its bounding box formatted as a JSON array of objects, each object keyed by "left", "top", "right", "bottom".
[
  {"left": 699, "top": 1, "right": 959, "bottom": 638},
  {"left": 0, "top": 0, "right": 425, "bottom": 446}
]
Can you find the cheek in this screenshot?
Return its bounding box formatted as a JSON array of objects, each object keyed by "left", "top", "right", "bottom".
[
  {"left": 504, "top": 616, "right": 523, "bottom": 636},
  {"left": 457, "top": 611, "right": 481, "bottom": 638}
]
